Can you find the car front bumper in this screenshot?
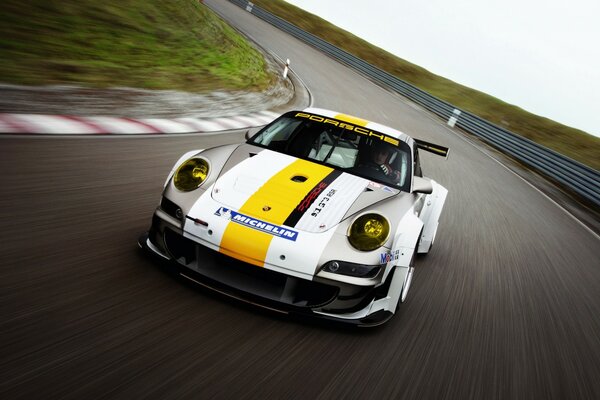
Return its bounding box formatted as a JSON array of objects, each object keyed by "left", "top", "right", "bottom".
[{"left": 138, "top": 214, "right": 394, "bottom": 327}]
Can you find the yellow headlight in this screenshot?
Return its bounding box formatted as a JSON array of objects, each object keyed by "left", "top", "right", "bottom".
[
  {"left": 348, "top": 213, "right": 390, "bottom": 251},
  {"left": 173, "top": 158, "right": 209, "bottom": 191}
]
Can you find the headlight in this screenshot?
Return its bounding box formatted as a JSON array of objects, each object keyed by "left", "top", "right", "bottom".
[
  {"left": 173, "top": 158, "right": 209, "bottom": 191},
  {"left": 322, "top": 260, "right": 381, "bottom": 278},
  {"left": 348, "top": 213, "right": 390, "bottom": 251}
]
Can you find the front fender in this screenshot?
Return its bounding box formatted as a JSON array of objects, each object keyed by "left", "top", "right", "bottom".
[
  {"left": 417, "top": 180, "right": 448, "bottom": 253},
  {"left": 390, "top": 212, "right": 423, "bottom": 269},
  {"left": 376, "top": 212, "right": 423, "bottom": 312}
]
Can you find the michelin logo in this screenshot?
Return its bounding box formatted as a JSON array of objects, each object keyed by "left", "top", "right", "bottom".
[{"left": 215, "top": 207, "right": 299, "bottom": 241}]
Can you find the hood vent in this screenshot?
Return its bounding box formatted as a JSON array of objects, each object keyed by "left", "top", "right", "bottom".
[{"left": 291, "top": 175, "right": 308, "bottom": 183}]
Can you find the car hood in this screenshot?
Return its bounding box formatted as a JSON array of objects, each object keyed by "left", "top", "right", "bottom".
[{"left": 209, "top": 149, "right": 397, "bottom": 233}]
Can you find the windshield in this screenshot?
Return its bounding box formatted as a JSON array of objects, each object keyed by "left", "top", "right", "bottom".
[{"left": 248, "top": 112, "right": 412, "bottom": 191}]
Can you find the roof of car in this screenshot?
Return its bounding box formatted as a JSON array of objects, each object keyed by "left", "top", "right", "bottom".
[{"left": 302, "top": 107, "right": 412, "bottom": 143}]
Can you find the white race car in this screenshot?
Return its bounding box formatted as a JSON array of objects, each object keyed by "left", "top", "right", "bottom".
[{"left": 139, "top": 108, "right": 448, "bottom": 326}]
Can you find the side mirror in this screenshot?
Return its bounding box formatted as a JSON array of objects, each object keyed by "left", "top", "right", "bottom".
[
  {"left": 245, "top": 127, "right": 261, "bottom": 140},
  {"left": 412, "top": 176, "right": 433, "bottom": 194}
]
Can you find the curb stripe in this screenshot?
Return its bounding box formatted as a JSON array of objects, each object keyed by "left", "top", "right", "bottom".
[
  {"left": 0, "top": 112, "right": 277, "bottom": 135},
  {"left": 86, "top": 117, "right": 150, "bottom": 134},
  {"left": 58, "top": 115, "right": 106, "bottom": 134},
  {"left": 122, "top": 118, "right": 163, "bottom": 134},
  {"left": 231, "top": 115, "right": 263, "bottom": 126},
  {"left": 0, "top": 114, "right": 27, "bottom": 133},
  {"left": 22, "top": 114, "right": 98, "bottom": 134},
  {"left": 210, "top": 117, "right": 247, "bottom": 130},
  {"left": 141, "top": 118, "right": 194, "bottom": 133},
  {"left": 188, "top": 119, "right": 229, "bottom": 132},
  {"left": 9, "top": 114, "right": 65, "bottom": 134},
  {"left": 173, "top": 118, "right": 203, "bottom": 132}
]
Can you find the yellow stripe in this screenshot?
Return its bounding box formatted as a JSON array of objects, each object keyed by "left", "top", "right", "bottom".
[
  {"left": 334, "top": 113, "right": 368, "bottom": 127},
  {"left": 219, "top": 159, "right": 333, "bottom": 266}
]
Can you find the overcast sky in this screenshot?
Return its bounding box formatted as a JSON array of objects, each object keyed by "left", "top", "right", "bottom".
[{"left": 284, "top": 0, "right": 600, "bottom": 138}]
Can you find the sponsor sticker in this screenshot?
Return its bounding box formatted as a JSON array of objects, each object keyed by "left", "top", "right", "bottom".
[
  {"left": 369, "top": 181, "right": 395, "bottom": 193},
  {"left": 311, "top": 188, "right": 337, "bottom": 217},
  {"left": 215, "top": 207, "right": 299, "bottom": 241},
  {"left": 295, "top": 112, "right": 400, "bottom": 146},
  {"left": 283, "top": 169, "right": 342, "bottom": 227},
  {"left": 380, "top": 249, "right": 400, "bottom": 264},
  {"left": 297, "top": 182, "right": 328, "bottom": 212}
]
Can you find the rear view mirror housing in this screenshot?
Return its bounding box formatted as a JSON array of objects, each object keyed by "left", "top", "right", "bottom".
[
  {"left": 412, "top": 176, "right": 433, "bottom": 194},
  {"left": 245, "top": 127, "right": 261, "bottom": 140}
]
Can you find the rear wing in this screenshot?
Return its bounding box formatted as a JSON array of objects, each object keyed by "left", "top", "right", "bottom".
[{"left": 414, "top": 139, "right": 449, "bottom": 158}]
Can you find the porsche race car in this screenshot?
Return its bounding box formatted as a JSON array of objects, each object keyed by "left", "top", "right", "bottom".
[{"left": 139, "top": 108, "right": 448, "bottom": 326}]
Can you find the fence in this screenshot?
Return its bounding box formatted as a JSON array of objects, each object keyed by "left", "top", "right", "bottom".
[{"left": 228, "top": 0, "right": 600, "bottom": 207}]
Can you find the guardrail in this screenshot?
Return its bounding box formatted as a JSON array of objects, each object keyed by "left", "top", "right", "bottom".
[{"left": 228, "top": 0, "right": 600, "bottom": 207}]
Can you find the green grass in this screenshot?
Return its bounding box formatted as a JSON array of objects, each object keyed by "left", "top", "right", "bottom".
[
  {"left": 0, "top": 0, "right": 273, "bottom": 92},
  {"left": 252, "top": 0, "right": 600, "bottom": 170},
  {"left": 0, "top": 0, "right": 597, "bottom": 170}
]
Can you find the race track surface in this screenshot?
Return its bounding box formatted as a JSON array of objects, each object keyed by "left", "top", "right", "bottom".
[{"left": 1, "top": 1, "right": 599, "bottom": 398}]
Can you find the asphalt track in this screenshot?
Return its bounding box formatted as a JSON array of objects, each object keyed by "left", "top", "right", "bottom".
[{"left": 1, "top": 1, "right": 599, "bottom": 399}]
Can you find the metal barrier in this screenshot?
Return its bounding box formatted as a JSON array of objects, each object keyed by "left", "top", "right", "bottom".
[{"left": 228, "top": 0, "right": 600, "bottom": 207}]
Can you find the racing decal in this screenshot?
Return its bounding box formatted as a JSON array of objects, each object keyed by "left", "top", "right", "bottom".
[
  {"left": 380, "top": 249, "right": 400, "bottom": 264},
  {"left": 215, "top": 207, "right": 298, "bottom": 241},
  {"left": 294, "top": 112, "right": 400, "bottom": 146},
  {"left": 294, "top": 173, "right": 370, "bottom": 232},
  {"left": 283, "top": 170, "right": 342, "bottom": 227},
  {"left": 309, "top": 188, "right": 337, "bottom": 217},
  {"left": 368, "top": 181, "right": 396, "bottom": 193},
  {"left": 334, "top": 113, "right": 369, "bottom": 127},
  {"left": 218, "top": 156, "right": 333, "bottom": 266}
]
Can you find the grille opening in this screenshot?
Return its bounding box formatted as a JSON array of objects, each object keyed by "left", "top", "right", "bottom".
[
  {"left": 160, "top": 197, "right": 182, "bottom": 221},
  {"left": 163, "top": 229, "right": 338, "bottom": 308}
]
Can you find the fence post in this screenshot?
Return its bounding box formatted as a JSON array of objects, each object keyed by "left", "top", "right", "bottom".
[
  {"left": 283, "top": 59, "right": 290, "bottom": 79},
  {"left": 447, "top": 109, "right": 461, "bottom": 127}
]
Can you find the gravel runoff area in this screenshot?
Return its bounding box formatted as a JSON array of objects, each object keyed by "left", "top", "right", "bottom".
[{"left": 0, "top": 50, "right": 293, "bottom": 119}]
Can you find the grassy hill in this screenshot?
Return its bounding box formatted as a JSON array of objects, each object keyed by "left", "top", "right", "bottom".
[
  {"left": 0, "top": 0, "right": 273, "bottom": 92},
  {"left": 251, "top": 0, "right": 600, "bottom": 170},
  {"left": 0, "top": 0, "right": 597, "bottom": 170}
]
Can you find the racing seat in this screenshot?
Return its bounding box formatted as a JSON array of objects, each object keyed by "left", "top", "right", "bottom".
[{"left": 286, "top": 125, "right": 321, "bottom": 158}]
